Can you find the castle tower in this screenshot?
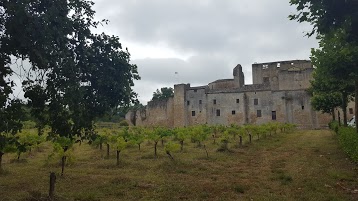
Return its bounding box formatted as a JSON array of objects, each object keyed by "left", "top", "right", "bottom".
[
  {"left": 233, "top": 64, "right": 245, "bottom": 88},
  {"left": 173, "top": 84, "right": 190, "bottom": 127}
]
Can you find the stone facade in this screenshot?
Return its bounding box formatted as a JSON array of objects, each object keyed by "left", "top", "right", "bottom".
[{"left": 127, "top": 60, "right": 335, "bottom": 128}]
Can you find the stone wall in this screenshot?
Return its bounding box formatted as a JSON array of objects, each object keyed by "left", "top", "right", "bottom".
[
  {"left": 125, "top": 60, "right": 337, "bottom": 129},
  {"left": 208, "top": 79, "right": 236, "bottom": 90},
  {"left": 129, "top": 98, "right": 174, "bottom": 127}
]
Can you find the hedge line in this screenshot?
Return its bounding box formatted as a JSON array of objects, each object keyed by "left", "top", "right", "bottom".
[{"left": 329, "top": 121, "right": 358, "bottom": 163}]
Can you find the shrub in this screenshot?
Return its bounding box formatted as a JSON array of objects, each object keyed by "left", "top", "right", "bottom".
[
  {"left": 119, "top": 120, "right": 129, "bottom": 127},
  {"left": 337, "top": 127, "right": 358, "bottom": 163},
  {"left": 328, "top": 121, "right": 339, "bottom": 134}
]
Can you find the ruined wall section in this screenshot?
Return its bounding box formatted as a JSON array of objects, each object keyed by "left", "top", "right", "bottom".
[
  {"left": 252, "top": 60, "right": 313, "bottom": 90},
  {"left": 134, "top": 98, "right": 174, "bottom": 127},
  {"left": 233, "top": 64, "right": 245, "bottom": 88},
  {"left": 278, "top": 68, "right": 313, "bottom": 91},
  {"left": 208, "top": 79, "right": 236, "bottom": 90}
]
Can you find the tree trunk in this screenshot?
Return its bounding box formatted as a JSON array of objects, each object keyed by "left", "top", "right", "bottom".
[
  {"left": 106, "top": 144, "right": 110, "bottom": 158},
  {"left": 249, "top": 134, "right": 252, "bottom": 143},
  {"left": 239, "top": 136, "right": 242, "bottom": 146},
  {"left": 0, "top": 152, "right": 3, "bottom": 171},
  {"left": 355, "top": 79, "right": 358, "bottom": 133},
  {"left": 338, "top": 111, "right": 341, "bottom": 126},
  {"left": 61, "top": 156, "right": 66, "bottom": 176},
  {"left": 138, "top": 143, "right": 141, "bottom": 151},
  {"left": 49, "top": 172, "right": 56, "bottom": 200},
  {"left": 116, "top": 150, "right": 120, "bottom": 166},
  {"left": 203, "top": 145, "right": 209, "bottom": 158},
  {"left": 332, "top": 107, "right": 336, "bottom": 121},
  {"left": 342, "top": 92, "right": 348, "bottom": 126},
  {"left": 154, "top": 141, "right": 158, "bottom": 158}
]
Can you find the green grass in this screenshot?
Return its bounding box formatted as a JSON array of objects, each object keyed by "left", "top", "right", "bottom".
[{"left": 0, "top": 130, "right": 357, "bottom": 201}]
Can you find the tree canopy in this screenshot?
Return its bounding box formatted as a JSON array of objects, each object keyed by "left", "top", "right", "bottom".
[
  {"left": 290, "top": 0, "right": 358, "bottom": 130},
  {"left": 0, "top": 0, "right": 140, "bottom": 138},
  {"left": 151, "top": 87, "right": 174, "bottom": 101}
]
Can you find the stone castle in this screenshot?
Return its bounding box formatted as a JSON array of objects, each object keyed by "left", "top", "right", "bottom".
[{"left": 126, "top": 60, "right": 334, "bottom": 128}]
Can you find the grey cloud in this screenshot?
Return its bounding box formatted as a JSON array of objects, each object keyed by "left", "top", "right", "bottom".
[{"left": 93, "top": 0, "right": 317, "bottom": 104}]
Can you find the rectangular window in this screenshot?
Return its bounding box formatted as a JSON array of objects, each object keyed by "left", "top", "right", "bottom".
[
  {"left": 254, "top": 98, "right": 258, "bottom": 105},
  {"left": 187, "top": 101, "right": 190, "bottom": 106},
  {"left": 216, "top": 109, "right": 220, "bottom": 116},
  {"left": 301, "top": 105, "right": 305, "bottom": 110},
  {"left": 192, "top": 111, "right": 196, "bottom": 116},
  {"left": 232, "top": 110, "right": 236, "bottom": 115},
  {"left": 236, "top": 99, "right": 239, "bottom": 103},
  {"left": 213, "top": 99, "right": 217, "bottom": 104},
  {"left": 194, "top": 89, "right": 197, "bottom": 92},
  {"left": 272, "top": 111, "right": 276, "bottom": 120},
  {"left": 199, "top": 100, "right": 202, "bottom": 104},
  {"left": 257, "top": 110, "right": 262, "bottom": 117},
  {"left": 263, "top": 77, "right": 269, "bottom": 83},
  {"left": 349, "top": 108, "right": 353, "bottom": 114}
]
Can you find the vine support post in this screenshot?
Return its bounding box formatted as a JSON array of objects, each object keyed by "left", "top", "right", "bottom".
[{"left": 49, "top": 172, "right": 56, "bottom": 200}]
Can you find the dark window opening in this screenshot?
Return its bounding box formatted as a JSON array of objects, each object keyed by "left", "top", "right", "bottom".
[
  {"left": 232, "top": 110, "right": 236, "bottom": 115},
  {"left": 216, "top": 109, "right": 220, "bottom": 116},
  {"left": 301, "top": 105, "right": 304, "bottom": 110},
  {"left": 254, "top": 98, "right": 258, "bottom": 105},
  {"left": 349, "top": 108, "right": 353, "bottom": 114},
  {"left": 257, "top": 110, "right": 262, "bottom": 117},
  {"left": 272, "top": 111, "right": 276, "bottom": 120},
  {"left": 192, "top": 111, "right": 195, "bottom": 116},
  {"left": 236, "top": 99, "right": 240, "bottom": 103},
  {"left": 213, "top": 99, "right": 217, "bottom": 104},
  {"left": 194, "top": 89, "right": 197, "bottom": 92},
  {"left": 199, "top": 100, "right": 202, "bottom": 104},
  {"left": 187, "top": 101, "right": 190, "bottom": 106},
  {"left": 263, "top": 77, "right": 269, "bottom": 83}
]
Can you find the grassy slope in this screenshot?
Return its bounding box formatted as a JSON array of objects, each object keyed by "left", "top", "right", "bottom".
[{"left": 0, "top": 130, "right": 357, "bottom": 201}]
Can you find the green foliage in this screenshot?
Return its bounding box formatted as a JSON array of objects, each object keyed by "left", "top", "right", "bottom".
[
  {"left": 0, "top": 134, "right": 17, "bottom": 154},
  {"left": 336, "top": 127, "right": 358, "bottom": 163},
  {"left": 289, "top": 0, "right": 358, "bottom": 40},
  {"left": 1, "top": 0, "right": 140, "bottom": 141},
  {"left": 164, "top": 141, "right": 180, "bottom": 153},
  {"left": 310, "top": 92, "right": 342, "bottom": 114},
  {"left": 290, "top": 0, "right": 358, "bottom": 130},
  {"left": 151, "top": 87, "right": 174, "bottom": 101},
  {"left": 114, "top": 136, "right": 127, "bottom": 152},
  {"left": 328, "top": 121, "right": 339, "bottom": 134},
  {"left": 190, "top": 126, "right": 209, "bottom": 146},
  {"left": 119, "top": 120, "right": 129, "bottom": 127},
  {"left": 129, "top": 127, "right": 145, "bottom": 150}
]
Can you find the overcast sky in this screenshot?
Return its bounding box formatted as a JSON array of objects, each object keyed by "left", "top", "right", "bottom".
[
  {"left": 12, "top": 0, "right": 318, "bottom": 104},
  {"left": 91, "top": 0, "right": 318, "bottom": 104}
]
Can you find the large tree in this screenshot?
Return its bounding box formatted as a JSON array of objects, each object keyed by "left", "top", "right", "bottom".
[
  {"left": 152, "top": 87, "right": 174, "bottom": 101},
  {"left": 290, "top": 0, "right": 358, "bottom": 131},
  {"left": 0, "top": 0, "right": 140, "bottom": 168}
]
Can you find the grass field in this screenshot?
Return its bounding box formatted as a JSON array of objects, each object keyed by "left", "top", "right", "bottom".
[{"left": 0, "top": 130, "right": 357, "bottom": 201}]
